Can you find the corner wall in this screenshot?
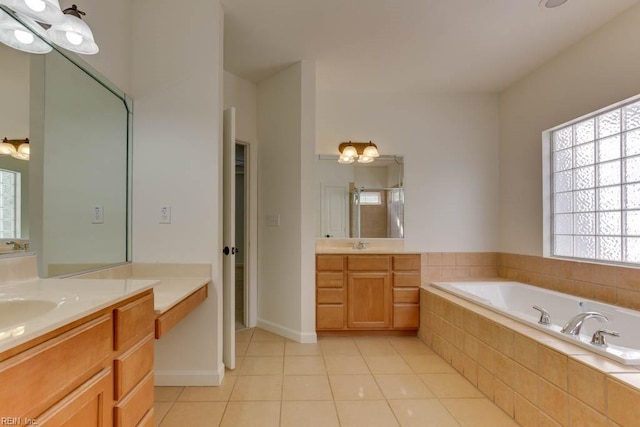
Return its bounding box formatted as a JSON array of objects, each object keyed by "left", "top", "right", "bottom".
[
  {"left": 131, "top": 0, "right": 224, "bottom": 385},
  {"left": 316, "top": 91, "right": 500, "bottom": 252},
  {"left": 257, "top": 61, "right": 317, "bottom": 342},
  {"left": 499, "top": 4, "right": 640, "bottom": 256}
]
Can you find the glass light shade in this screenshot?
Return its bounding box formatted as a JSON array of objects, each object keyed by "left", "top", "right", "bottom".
[
  {"left": 362, "top": 143, "right": 380, "bottom": 158},
  {"left": 357, "top": 156, "right": 374, "bottom": 164},
  {"left": 338, "top": 155, "right": 354, "bottom": 164},
  {"left": 0, "top": 0, "right": 64, "bottom": 24},
  {"left": 0, "top": 140, "right": 17, "bottom": 155},
  {"left": 10, "top": 142, "right": 29, "bottom": 160},
  {"left": 46, "top": 13, "right": 98, "bottom": 54},
  {"left": 341, "top": 144, "right": 358, "bottom": 159},
  {"left": 0, "top": 9, "right": 51, "bottom": 53}
]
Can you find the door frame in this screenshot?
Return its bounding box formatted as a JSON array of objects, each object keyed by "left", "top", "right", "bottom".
[{"left": 236, "top": 140, "right": 257, "bottom": 328}]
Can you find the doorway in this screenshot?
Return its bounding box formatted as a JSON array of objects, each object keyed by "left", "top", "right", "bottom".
[{"left": 235, "top": 142, "right": 249, "bottom": 330}]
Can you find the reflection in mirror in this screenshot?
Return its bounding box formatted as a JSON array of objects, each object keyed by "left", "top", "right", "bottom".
[
  {"left": 317, "top": 155, "right": 404, "bottom": 239},
  {"left": 0, "top": 9, "right": 130, "bottom": 276}
]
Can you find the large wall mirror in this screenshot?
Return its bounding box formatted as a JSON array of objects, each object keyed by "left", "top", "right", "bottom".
[
  {"left": 0, "top": 7, "right": 130, "bottom": 277},
  {"left": 316, "top": 155, "right": 404, "bottom": 239}
]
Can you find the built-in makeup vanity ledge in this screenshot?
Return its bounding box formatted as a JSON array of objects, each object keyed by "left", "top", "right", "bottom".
[{"left": 71, "top": 263, "right": 211, "bottom": 340}]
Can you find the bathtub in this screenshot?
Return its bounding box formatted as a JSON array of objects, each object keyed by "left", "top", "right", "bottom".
[{"left": 430, "top": 281, "right": 640, "bottom": 365}]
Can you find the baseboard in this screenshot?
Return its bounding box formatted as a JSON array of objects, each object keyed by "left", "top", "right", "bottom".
[
  {"left": 154, "top": 364, "right": 225, "bottom": 386},
  {"left": 256, "top": 318, "right": 317, "bottom": 343}
]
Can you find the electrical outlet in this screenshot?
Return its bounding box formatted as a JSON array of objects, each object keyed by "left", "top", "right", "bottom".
[
  {"left": 160, "top": 205, "right": 171, "bottom": 224},
  {"left": 92, "top": 205, "right": 104, "bottom": 224}
]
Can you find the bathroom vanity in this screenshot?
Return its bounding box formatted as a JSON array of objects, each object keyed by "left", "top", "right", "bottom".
[
  {"left": 316, "top": 253, "right": 421, "bottom": 333},
  {"left": 0, "top": 279, "right": 157, "bottom": 426}
]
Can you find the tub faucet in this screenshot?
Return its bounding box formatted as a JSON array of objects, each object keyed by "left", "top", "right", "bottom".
[
  {"left": 532, "top": 306, "right": 551, "bottom": 325},
  {"left": 560, "top": 312, "right": 608, "bottom": 336}
]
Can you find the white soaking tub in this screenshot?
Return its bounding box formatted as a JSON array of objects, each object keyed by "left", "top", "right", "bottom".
[{"left": 430, "top": 281, "right": 640, "bottom": 365}]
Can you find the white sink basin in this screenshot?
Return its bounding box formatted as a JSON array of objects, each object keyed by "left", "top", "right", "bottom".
[{"left": 0, "top": 299, "right": 58, "bottom": 329}]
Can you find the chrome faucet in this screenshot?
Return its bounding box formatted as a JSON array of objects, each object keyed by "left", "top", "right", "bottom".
[
  {"left": 560, "top": 312, "right": 608, "bottom": 336},
  {"left": 353, "top": 241, "right": 369, "bottom": 250},
  {"left": 532, "top": 306, "right": 551, "bottom": 325}
]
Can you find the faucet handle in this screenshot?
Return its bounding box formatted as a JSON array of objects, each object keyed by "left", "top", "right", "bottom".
[
  {"left": 532, "top": 306, "right": 551, "bottom": 325},
  {"left": 590, "top": 329, "right": 620, "bottom": 346}
]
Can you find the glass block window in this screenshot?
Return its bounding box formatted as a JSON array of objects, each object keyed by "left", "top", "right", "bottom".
[
  {"left": 0, "top": 169, "right": 19, "bottom": 239},
  {"left": 551, "top": 99, "right": 640, "bottom": 263},
  {"left": 359, "top": 191, "right": 382, "bottom": 205}
]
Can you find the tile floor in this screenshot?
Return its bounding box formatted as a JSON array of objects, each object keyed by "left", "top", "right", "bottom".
[{"left": 154, "top": 328, "right": 518, "bottom": 426}]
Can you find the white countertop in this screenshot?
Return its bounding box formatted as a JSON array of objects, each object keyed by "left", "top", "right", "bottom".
[
  {"left": 0, "top": 278, "right": 157, "bottom": 354},
  {"left": 316, "top": 248, "right": 419, "bottom": 254},
  {"left": 147, "top": 277, "right": 210, "bottom": 314}
]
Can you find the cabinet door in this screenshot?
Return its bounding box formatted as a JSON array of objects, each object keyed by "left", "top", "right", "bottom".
[
  {"left": 347, "top": 272, "right": 391, "bottom": 328},
  {"left": 36, "top": 368, "right": 113, "bottom": 427}
]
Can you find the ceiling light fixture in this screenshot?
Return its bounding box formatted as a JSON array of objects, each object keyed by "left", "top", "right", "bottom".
[
  {"left": 539, "top": 0, "right": 569, "bottom": 8},
  {"left": 338, "top": 141, "right": 380, "bottom": 164},
  {"left": 0, "top": 138, "right": 29, "bottom": 160}
]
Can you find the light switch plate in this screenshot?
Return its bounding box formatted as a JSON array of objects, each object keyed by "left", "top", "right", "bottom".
[
  {"left": 160, "top": 206, "right": 171, "bottom": 224},
  {"left": 92, "top": 205, "right": 104, "bottom": 224},
  {"left": 266, "top": 213, "right": 280, "bottom": 227}
]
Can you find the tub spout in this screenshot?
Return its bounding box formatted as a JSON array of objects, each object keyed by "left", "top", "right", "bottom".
[{"left": 561, "top": 312, "right": 608, "bottom": 336}]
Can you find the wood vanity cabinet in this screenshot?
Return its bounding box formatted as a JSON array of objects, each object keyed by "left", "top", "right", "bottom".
[
  {"left": 316, "top": 254, "right": 420, "bottom": 332},
  {"left": 0, "top": 290, "right": 155, "bottom": 427}
]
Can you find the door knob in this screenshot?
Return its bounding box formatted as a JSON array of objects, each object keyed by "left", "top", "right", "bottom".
[{"left": 223, "top": 246, "right": 230, "bottom": 255}]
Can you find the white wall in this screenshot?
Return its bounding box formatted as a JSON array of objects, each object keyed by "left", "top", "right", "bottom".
[
  {"left": 317, "top": 91, "right": 500, "bottom": 252},
  {"left": 257, "top": 61, "right": 317, "bottom": 342},
  {"left": 499, "top": 3, "right": 640, "bottom": 256},
  {"left": 131, "top": 0, "right": 224, "bottom": 385},
  {"left": 224, "top": 71, "right": 258, "bottom": 144},
  {"left": 61, "top": 0, "right": 133, "bottom": 94}
]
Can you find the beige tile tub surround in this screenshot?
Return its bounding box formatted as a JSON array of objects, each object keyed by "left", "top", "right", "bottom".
[
  {"left": 498, "top": 252, "right": 640, "bottom": 311},
  {"left": 420, "top": 252, "right": 499, "bottom": 281},
  {"left": 419, "top": 286, "right": 640, "bottom": 427}
]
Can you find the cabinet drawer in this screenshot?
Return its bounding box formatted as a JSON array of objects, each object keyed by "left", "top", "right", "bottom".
[
  {"left": 316, "top": 305, "right": 345, "bottom": 329},
  {"left": 393, "top": 272, "right": 420, "bottom": 287},
  {"left": 0, "top": 314, "right": 112, "bottom": 418},
  {"left": 347, "top": 255, "right": 390, "bottom": 271},
  {"left": 114, "top": 371, "right": 154, "bottom": 427},
  {"left": 317, "top": 255, "right": 345, "bottom": 271},
  {"left": 114, "top": 335, "right": 154, "bottom": 400},
  {"left": 317, "top": 288, "right": 345, "bottom": 304},
  {"left": 393, "top": 288, "right": 419, "bottom": 304},
  {"left": 393, "top": 255, "right": 421, "bottom": 271},
  {"left": 317, "top": 272, "right": 344, "bottom": 288},
  {"left": 393, "top": 304, "right": 419, "bottom": 328},
  {"left": 136, "top": 408, "right": 154, "bottom": 427},
  {"left": 36, "top": 367, "right": 113, "bottom": 426},
  {"left": 114, "top": 292, "right": 155, "bottom": 351}
]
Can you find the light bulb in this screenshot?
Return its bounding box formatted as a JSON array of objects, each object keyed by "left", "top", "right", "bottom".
[
  {"left": 65, "top": 31, "right": 83, "bottom": 45},
  {"left": 24, "top": 0, "right": 46, "bottom": 12},
  {"left": 14, "top": 29, "right": 34, "bottom": 44}
]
